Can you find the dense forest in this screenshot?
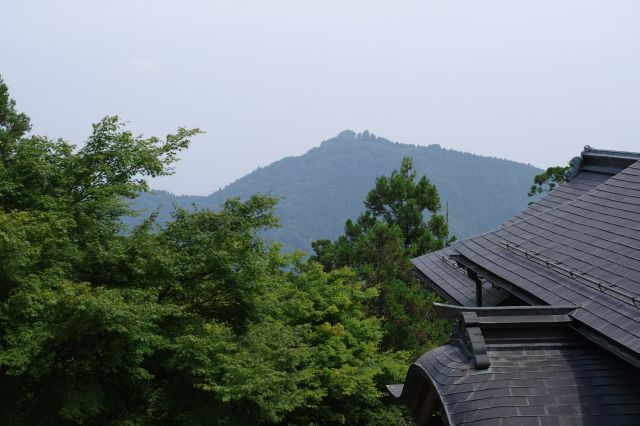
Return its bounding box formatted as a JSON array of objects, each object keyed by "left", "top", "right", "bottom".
[
  {"left": 128, "top": 131, "right": 541, "bottom": 252},
  {"left": 0, "top": 77, "right": 459, "bottom": 424}
]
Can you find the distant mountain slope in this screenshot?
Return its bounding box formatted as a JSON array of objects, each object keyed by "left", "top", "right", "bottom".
[{"left": 127, "top": 131, "right": 541, "bottom": 252}]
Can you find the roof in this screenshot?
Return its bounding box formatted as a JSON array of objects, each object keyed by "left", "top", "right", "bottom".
[
  {"left": 506, "top": 170, "right": 610, "bottom": 225},
  {"left": 412, "top": 246, "right": 511, "bottom": 307},
  {"left": 389, "top": 305, "right": 640, "bottom": 426},
  {"left": 510, "top": 145, "right": 639, "bottom": 224},
  {"left": 412, "top": 147, "right": 640, "bottom": 366},
  {"left": 412, "top": 158, "right": 612, "bottom": 308},
  {"left": 453, "top": 160, "right": 640, "bottom": 364}
]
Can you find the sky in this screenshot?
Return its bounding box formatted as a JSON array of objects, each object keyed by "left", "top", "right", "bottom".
[{"left": 2, "top": 0, "right": 640, "bottom": 195}]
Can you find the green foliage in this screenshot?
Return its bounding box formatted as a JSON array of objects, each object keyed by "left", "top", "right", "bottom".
[
  {"left": 0, "top": 77, "right": 31, "bottom": 150},
  {"left": 528, "top": 165, "right": 570, "bottom": 198},
  {"left": 312, "top": 157, "right": 451, "bottom": 356},
  {"left": 0, "top": 76, "right": 409, "bottom": 424},
  {"left": 0, "top": 277, "right": 167, "bottom": 424},
  {"left": 123, "top": 202, "right": 409, "bottom": 425},
  {"left": 360, "top": 157, "right": 449, "bottom": 255}
]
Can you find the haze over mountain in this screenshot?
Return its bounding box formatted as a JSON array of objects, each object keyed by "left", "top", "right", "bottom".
[{"left": 128, "top": 131, "right": 542, "bottom": 252}]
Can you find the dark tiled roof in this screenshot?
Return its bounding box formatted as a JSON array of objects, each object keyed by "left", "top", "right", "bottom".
[
  {"left": 511, "top": 145, "right": 640, "bottom": 224},
  {"left": 412, "top": 148, "right": 640, "bottom": 365},
  {"left": 453, "top": 160, "right": 640, "bottom": 361},
  {"left": 570, "top": 146, "right": 640, "bottom": 177},
  {"left": 507, "top": 171, "right": 610, "bottom": 224},
  {"left": 389, "top": 305, "right": 640, "bottom": 426},
  {"left": 412, "top": 168, "right": 611, "bottom": 308},
  {"left": 401, "top": 148, "right": 640, "bottom": 425},
  {"left": 412, "top": 247, "right": 511, "bottom": 307}
]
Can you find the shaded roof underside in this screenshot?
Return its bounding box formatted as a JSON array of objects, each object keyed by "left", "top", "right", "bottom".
[{"left": 413, "top": 246, "right": 511, "bottom": 307}]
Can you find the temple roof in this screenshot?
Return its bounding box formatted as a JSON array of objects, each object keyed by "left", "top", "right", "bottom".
[
  {"left": 412, "top": 147, "right": 640, "bottom": 366},
  {"left": 413, "top": 246, "right": 512, "bottom": 307},
  {"left": 389, "top": 305, "right": 640, "bottom": 426},
  {"left": 401, "top": 147, "right": 640, "bottom": 424},
  {"left": 453, "top": 160, "right": 640, "bottom": 363},
  {"left": 411, "top": 157, "right": 612, "bottom": 310}
]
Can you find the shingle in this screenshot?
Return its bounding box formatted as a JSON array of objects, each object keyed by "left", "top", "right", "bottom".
[
  {"left": 403, "top": 151, "right": 640, "bottom": 424},
  {"left": 453, "top": 227, "right": 640, "bottom": 353},
  {"left": 393, "top": 334, "right": 640, "bottom": 426},
  {"left": 506, "top": 171, "right": 611, "bottom": 224},
  {"left": 412, "top": 246, "right": 511, "bottom": 307}
]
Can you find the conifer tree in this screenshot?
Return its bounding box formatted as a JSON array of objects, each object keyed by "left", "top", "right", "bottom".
[{"left": 312, "top": 157, "right": 451, "bottom": 355}]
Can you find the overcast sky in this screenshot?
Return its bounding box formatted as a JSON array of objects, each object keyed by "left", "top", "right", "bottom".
[{"left": 2, "top": 0, "right": 639, "bottom": 195}]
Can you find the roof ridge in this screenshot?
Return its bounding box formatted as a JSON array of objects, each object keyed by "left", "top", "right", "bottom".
[{"left": 583, "top": 145, "right": 640, "bottom": 159}]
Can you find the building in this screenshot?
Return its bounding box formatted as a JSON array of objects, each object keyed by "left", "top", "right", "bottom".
[{"left": 389, "top": 147, "right": 640, "bottom": 425}]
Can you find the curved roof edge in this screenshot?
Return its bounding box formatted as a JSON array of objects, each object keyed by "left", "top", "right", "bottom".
[
  {"left": 389, "top": 304, "right": 640, "bottom": 425},
  {"left": 387, "top": 358, "right": 452, "bottom": 426}
]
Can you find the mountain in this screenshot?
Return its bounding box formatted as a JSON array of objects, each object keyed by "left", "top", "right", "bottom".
[{"left": 126, "top": 131, "right": 542, "bottom": 252}]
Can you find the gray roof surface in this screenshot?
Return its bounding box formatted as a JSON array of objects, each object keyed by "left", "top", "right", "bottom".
[
  {"left": 506, "top": 171, "right": 611, "bottom": 224},
  {"left": 412, "top": 246, "right": 511, "bottom": 307},
  {"left": 402, "top": 149, "right": 640, "bottom": 425},
  {"left": 406, "top": 341, "right": 640, "bottom": 425},
  {"left": 453, "top": 160, "right": 640, "bottom": 357},
  {"left": 412, "top": 170, "right": 610, "bottom": 308},
  {"left": 390, "top": 305, "right": 640, "bottom": 426}
]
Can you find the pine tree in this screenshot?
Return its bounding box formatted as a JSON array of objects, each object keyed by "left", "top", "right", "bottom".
[{"left": 312, "top": 157, "right": 451, "bottom": 355}]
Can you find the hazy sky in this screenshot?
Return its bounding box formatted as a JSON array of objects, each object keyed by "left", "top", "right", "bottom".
[{"left": 2, "top": 0, "right": 639, "bottom": 195}]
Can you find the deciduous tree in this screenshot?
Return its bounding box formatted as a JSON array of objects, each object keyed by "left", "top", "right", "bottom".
[{"left": 0, "top": 76, "right": 409, "bottom": 425}]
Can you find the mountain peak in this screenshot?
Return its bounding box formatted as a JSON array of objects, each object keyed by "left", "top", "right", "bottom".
[
  {"left": 333, "top": 129, "right": 379, "bottom": 141},
  {"left": 129, "top": 135, "right": 540, "bottom": 253},
  {"left": 337, "top": 130, "right": 356, "bottom": 139},
  {"left": 321, "top": 130, "right": 387, "bottom": 149}
]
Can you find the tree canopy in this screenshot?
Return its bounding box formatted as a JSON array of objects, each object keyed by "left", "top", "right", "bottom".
[
  {"left": 312, "top": 157, "right": 451, "bottom": 356},
  {"left": 0, "top": 76, "right": 411, "bottom": 425},
  {"left": 528, "top": 165, "right": 570, "bottom": 198}
]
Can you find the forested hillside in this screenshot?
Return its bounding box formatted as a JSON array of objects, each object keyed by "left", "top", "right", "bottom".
[
  {"left": 0, "top": 75, "right": 540, "bottom": 425},
  {"left": 0, "top": 78, "right": 413, "bottom": 424},
  {"left": 130, "top": 131, "right": 541, "bottom": 251}
]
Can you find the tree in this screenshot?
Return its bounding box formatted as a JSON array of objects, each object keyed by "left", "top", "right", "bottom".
[
  {"left": 0, "top": 77, "right": 31, "bottom": 153},
  {"left": 312, "top": 157, "right": 451, "bottom": 356},
  {"left": 361, "top": 157, "right": 448, "bottom": 254},
  {"left": 528, "top": 165, "right": 569, "bottom": 198},
  {"left": 119, "top": 199, "right": 409, "bottom": 425},
  {"left": 0, "top": 75, "right": 201, "bottom": 424},
  {"left": 0, "top": 76, "right": 409, "bottom": 425}
]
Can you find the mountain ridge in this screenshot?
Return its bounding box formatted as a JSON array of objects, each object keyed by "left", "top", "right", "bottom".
[{"left": 128, "top": 131, "right": 542, "bottom": 252}]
